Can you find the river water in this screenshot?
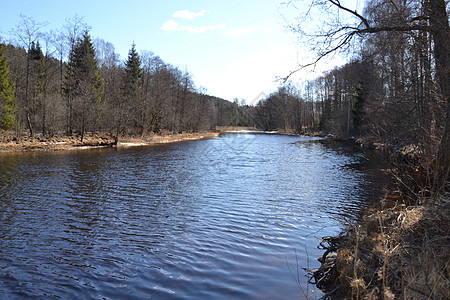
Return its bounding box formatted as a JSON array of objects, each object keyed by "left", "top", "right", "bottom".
[{"left": 0, "top": 133, "right": 384, "bottom": 299}]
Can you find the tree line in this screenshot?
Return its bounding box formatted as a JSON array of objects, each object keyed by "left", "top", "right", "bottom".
[
  {"left": 285, "top": 1, "right": 449, "bottom": 298},
  {"left": 0, "top": 14, "right": 348, "bottom": 141},
  {"left": 287, "top": 0, "right": 449, "bottom": 192},
  {"left": 245, "top": 0, "right": 448, "bottom": 192},
  {"left": 0, "top": 15, "right": 249, "bottom": 141},
  {"left": 298, "top": 0, "right": 448, "bottom": 145}
]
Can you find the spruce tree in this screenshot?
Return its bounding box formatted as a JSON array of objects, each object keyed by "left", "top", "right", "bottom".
[
  {"left": 124, "top": 43, "right": 143, "bottom": 91},
  {"left": 29, "top": 41, "right": 43, "bottom": 61},
  {"left": 352, "top": 83, "right": 366, "bottom": 131},
  {"left": 118, "top": 43, "right": 143, "bottom": 134},
  {"left": 71, "top": 31, "right": 104, "bottom": 103},
  {"left": 64, "top": 31, "right": 104, "bottom": 139},
  {"left": 122, "top": 43, "right": 143, "bottom": 108},
  {"left": 0, "top": 44, "right": 16, "bottom": 130}
]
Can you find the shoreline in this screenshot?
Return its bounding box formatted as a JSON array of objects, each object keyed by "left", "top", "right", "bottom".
[
  {"left": 0, "top": 128, "right": 322, "bottom": 154},
  {"left": 310, "top": 136, "right": 450, "bottom": 299},
  {"left": 116, "top": 132, "right": 220, "bottom": 148},
  {"left": 312, "top": 192, "right": 449, "bottom": 299},
  {"left": 0, "top": 131, "right": 220, "bottom": 154}
]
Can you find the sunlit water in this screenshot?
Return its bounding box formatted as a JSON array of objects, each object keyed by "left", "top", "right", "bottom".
[{"left": 0, "top": 133, "right": 384, "bottom": 299}]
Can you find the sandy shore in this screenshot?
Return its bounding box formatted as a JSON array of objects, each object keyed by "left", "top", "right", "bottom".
[
  {"left": 116, "top": 132, "right": 219, "bottom": 148},
  {"left": 0, "top": 131, "right": 219, "bottom": 153},
  {"left": 215, "top": 126, "right": 257, "bottom": 132}
]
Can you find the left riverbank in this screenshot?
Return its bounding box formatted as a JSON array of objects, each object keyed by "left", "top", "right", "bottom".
[
  {"left": 0, "top": 131, "right": 220, "bottom": 153},
  {"left": 116, "top": 132, "right": 220, "bottom": 148}
]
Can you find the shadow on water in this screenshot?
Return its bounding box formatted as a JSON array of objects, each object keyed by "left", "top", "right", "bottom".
[{"left": 292, "top": 137, "right": 389, "bottom": 222}]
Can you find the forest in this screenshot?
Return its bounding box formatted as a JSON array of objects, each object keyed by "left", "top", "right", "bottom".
[
  {"left": 0, "top": 14, "right": 348, "bottom": 144},
  {"left": 295, "top": 0, "right": 449, "bottom": 195},
  {"left": 0, "top": 15, "right": 263, "bottom": 143}
]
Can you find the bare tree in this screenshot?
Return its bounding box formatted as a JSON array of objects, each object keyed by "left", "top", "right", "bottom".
[
  {"left": 52, "top": 29, "right": 66, "bottom": 96},
  {"left": 287, "top": 0, "right": 449, "bottom": 183},
  {"left": 63, "top": 15, "right": 90, "bottom": 55},
  {"left": 10, "top": 14, "right": 48, "bottom": 136},
  {"left": 95, "top": 38, "right": 121, "bottom": 138}
]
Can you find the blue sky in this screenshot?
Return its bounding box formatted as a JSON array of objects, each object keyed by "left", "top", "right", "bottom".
[{"left": 0, "top": 0, "right": 343, "bottom": 102}]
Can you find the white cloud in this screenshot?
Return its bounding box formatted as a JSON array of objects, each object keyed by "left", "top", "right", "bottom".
[
  {"left": 229, "top": 47, "right": 301, "bottom": 103},
  {"left": 172, "top": 9, "right": 209, "bottom": 20},
  {"left": 161, "top": 20, "right": 226, "bottom": 33},
  {"left": 161, "top": 20, "right": 179, "bottom": 31}
]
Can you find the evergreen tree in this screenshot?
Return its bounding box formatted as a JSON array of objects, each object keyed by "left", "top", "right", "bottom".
[
  {"left": 29, "top": 41, "right": 43, "bottom": 61},
  {"left": 0, "top": 44, "right": 16, "bottom": 130},
  {"left": 29, "top": 40, "right": 45, "bottom": 133},
  {"left": 64, "top": 31, "right": 104, "bottom": 139},
  {"left": 74, "top": 31, "right": 104, "bottom": 103},
  {"left": 123, "top": 43, "right": 143, "bottom": 92},
  {"left": 33, "top": 41, "right": 45, "bottom": 95},
  {"left": 352, "top": 83, "right": 366, "bottom": 131},
  {"left": 118, "top": 43, "right": 143, "bottom": 134}
]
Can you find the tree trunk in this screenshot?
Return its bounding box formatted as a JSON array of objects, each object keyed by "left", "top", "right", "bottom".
[
  {"left": 25, "top": 54, "right": 34, "bottom": 137},
  {"left": 429, "top": 0, "right": 450, "bottom": 185}
]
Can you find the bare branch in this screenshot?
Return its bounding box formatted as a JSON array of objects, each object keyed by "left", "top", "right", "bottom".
[
  {"left": 283, "top": 0, "right": 436, "bottom": 80},
  {"left": 10, "top": 14, "right": 48, "bottom": 49},
  {"left": 358, "top": 24, "right": 433, "bottom": 34},
  {"left": 327, "top": 0, "right": 371, "bottom": 29}
]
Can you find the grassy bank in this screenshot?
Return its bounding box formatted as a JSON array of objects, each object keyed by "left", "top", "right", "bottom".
[
  {"left": 0, "top": 131, "right": 219, "bottom": 153},
  {"left": 313, "top": 192, "right": 449, "bottom": 299},
  {"left": 311, "top": 138, "right": 450, "bottom": 299}
]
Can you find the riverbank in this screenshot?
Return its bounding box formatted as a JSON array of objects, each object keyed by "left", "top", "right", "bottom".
[
  {"left": 215, "top": 126, "right": 257, "bottom": 132},
  {"left": 116, "top": 132, "right": 220, "bottom": 148},
  {"left": 314, "top": 192, "right": 450, "bottom": 299},
  {"left": 0, "top": 131, "right": 219, "bottom": 153},
  {"left": 311, "top": 151, "right": 450, "bottom": 300}
]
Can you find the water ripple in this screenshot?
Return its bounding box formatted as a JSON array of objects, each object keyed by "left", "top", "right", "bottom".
[{"left": 0, "top": 134, "right": 385, "bottom": 299}]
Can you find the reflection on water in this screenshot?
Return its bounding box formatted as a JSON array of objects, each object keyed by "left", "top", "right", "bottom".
[{"left": 0, "top": 134, "right": 385, "bottom": 299}]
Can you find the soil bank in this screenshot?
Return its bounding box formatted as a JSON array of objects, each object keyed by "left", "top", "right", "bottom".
[{"left": 0, "top": 131, "right": 219, "bottom": 153}]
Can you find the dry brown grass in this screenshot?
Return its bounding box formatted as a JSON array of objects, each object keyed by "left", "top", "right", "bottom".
[
  {"left": 314, "top": 191, "right": 450, "bottom": 299},
  {"left": 0, "top": 131, "right": 117, "bottom": 152}
]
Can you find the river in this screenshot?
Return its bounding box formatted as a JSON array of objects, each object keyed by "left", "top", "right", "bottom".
[{"left": 0, "top": 133, "right": 384, "bottom": 299}]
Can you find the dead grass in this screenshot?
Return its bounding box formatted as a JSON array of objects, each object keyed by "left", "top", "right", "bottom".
[
  {"left": 0, "top": 131, "right": 116, "bottom": 152},
  {"left": 313, "top": 191, "right": 450, "bottom": 299}
]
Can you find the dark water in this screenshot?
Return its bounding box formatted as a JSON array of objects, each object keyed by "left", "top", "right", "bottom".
[{"left": 0, "top": 133, "right": 384, "bottom": 299}]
